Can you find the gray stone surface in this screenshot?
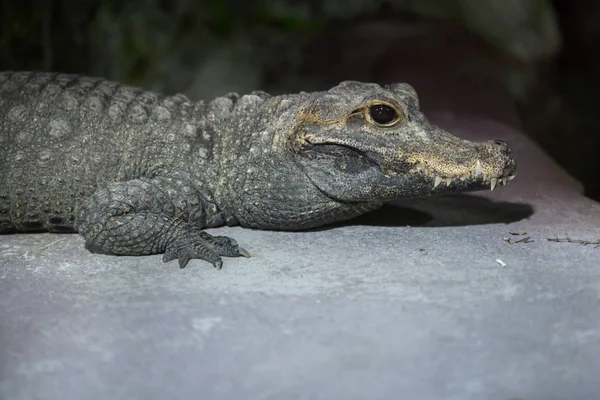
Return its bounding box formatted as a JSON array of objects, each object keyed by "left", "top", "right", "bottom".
[{"left": 1, "top": 111, "right": 600, "bottom": 400}]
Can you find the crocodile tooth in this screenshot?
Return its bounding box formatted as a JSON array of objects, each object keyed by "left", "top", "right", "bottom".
[
  {"left": 508, "top": 175, "right": 515, "bottom": 181},
  {"left": 445, "top": 177, "right": 452, "bottom": 186},
  {"left": 490, "top": 178, "right": 498, "bottom": 191},
  {"left": 474, "top": 160, "right": 483, "bottom": 176},
  {"left": 501, "top": 177, "right": 508, "bottom": 185},
  {"left": 434, "top": 175, "right": 442, "bottom": 188}
]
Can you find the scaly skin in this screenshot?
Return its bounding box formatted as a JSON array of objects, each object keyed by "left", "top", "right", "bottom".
[{"left": 0, "top": 72, "right": 517, "bottom": 269}]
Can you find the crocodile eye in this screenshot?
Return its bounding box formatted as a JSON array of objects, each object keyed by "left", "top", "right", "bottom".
[{"left": 368, "top": 104, "right": 398, "bottom": 126}]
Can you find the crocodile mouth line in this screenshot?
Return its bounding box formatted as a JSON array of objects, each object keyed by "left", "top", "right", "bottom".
[
  {"left": 406, "top": 159, "right": 516, "bottom": 191},
  {"left": 304, "top": 141, "right": 516, "bottom": 191}
]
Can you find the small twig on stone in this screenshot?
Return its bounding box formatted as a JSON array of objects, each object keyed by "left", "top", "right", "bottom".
[
  {"left": 514, "top": 236, "right": 533, "bottom": 244},
  {"left": 547, "top": 235, "right": 600, "bottom": 248},
  {"left": 504, "top": 235, "right": 533, "bottom": 244}
]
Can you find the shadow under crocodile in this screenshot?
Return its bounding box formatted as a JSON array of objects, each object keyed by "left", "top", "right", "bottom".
[{"left": 323, "top": 194, "right": 534, "bottom": 230}]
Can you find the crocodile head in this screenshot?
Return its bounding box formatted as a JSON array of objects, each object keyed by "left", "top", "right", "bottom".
[{"left": 290, "top": 81, "right": 516, "bottom": 202}]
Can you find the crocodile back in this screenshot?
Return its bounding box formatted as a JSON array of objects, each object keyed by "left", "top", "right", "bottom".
[{"left": 0, "top": 72, "right": 198, "bottom": 233}]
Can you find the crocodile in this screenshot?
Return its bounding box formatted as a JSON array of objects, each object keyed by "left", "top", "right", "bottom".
[{"left": 0, "top": 71, "right": 516, "bottom": 269}]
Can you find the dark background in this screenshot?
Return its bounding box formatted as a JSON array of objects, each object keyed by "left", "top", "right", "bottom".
[{"left": 1, "top": 0, "right": 599, "bottom": 201}]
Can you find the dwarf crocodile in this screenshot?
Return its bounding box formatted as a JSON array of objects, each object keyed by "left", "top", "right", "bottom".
[{"left": 0, "top": 71, "right": 516, "bottom": 269}]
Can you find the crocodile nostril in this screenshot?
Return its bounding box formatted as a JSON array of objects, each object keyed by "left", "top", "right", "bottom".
[{"left": 493, "top": 140, "right": 506, "bottom": 146}]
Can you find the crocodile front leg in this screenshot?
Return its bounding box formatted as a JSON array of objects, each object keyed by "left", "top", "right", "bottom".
[{"left": 77, "top": 176, "right": 249, "bottom": 269}]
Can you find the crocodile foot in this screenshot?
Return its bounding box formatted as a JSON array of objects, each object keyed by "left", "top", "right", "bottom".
[{"left": 163, "top": 226, "right": 250, "bottom": 269}]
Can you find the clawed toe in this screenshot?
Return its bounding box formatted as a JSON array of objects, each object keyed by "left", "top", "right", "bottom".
[
  {"left": 163, "top": 230, "right": 250, "bottom": 269},
  {"left": 237, "top": 247, "right": 251, "bottom": 258},
  {"left": 212, "top": 259, "right": 224, "bottom": 270}
]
